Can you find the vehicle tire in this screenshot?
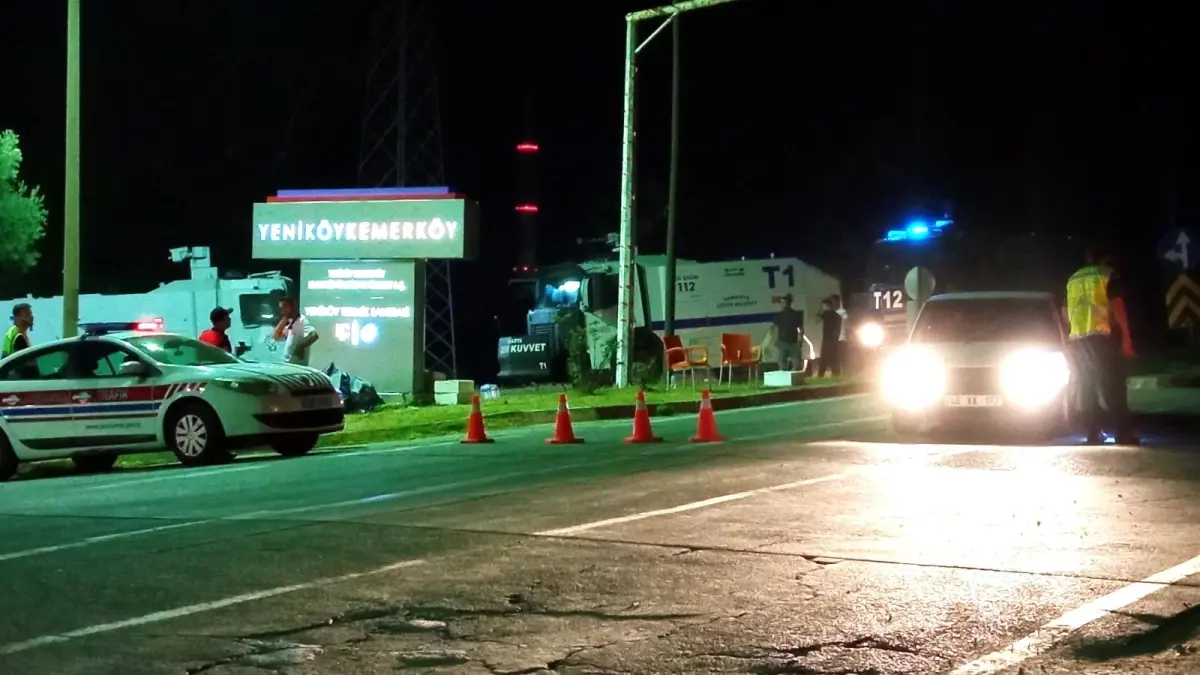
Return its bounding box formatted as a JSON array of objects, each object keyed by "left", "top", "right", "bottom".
[
  {"left": 270, "top": 434, "right": 319, "bottom": 458},
  {"left": 0, "top": 433, "right": 18, "bottom": 482},
  {"left": 165, "top": 401, "right": 229, "bottom": 467},
  {"left": 72, "top": 453, "right": 117, "bottom": 474}
]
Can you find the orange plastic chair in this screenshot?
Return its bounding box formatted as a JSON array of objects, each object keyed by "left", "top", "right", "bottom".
[
  {"left": 664, "top": 335, "right": 709, "bottom": 389},
  {"left": 719, "top": 333, "right": 762, "bottom": 386}
]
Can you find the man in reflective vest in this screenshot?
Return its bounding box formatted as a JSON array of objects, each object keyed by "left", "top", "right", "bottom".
[
  {"left": 1, "top": 303, "right": 33, "bottom": 359},
  {"left": 1064, "top": 245, "right": 1137, "bottom": 445}
]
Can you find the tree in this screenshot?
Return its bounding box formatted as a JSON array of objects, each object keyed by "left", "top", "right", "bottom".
[{"left": 0, "top": 131, "right": 47, "bottom": 271}]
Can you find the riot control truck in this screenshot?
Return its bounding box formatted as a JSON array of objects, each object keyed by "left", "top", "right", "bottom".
[
  {"left": 497, "top": 255, "right": 841, "bottom": 384},
  {"left": 850, "top": 217, "right": 1077, "bottom": 351}
]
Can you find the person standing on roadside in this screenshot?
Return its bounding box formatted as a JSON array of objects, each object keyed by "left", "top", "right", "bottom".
[
  {"left": 2, "top": 303, "right": 34, "bottom": 358},
  {"left": 273, "top": 297, "right": 319, "bottom": 366},
  {"left": 818, "top": 297, "right": 843, "bottom": 377},
  {"left": 771, "top": 293, "right": 805, "bottom": 371},
  {"left": 1064, "top": 244, "right": 1138, "bottom": 445},
  {"left": 833, "top": 293, "right": 850, "bottom": 373},
  {"left": 198, "top": 307, "right": 234, "bottom": 353}
]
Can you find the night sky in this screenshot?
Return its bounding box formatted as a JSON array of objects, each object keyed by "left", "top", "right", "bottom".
[{"left": 4, "top": 1, "right": 1195, "bottom": 379}]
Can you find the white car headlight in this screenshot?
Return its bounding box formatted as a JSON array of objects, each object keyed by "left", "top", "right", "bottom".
[
  {"left": 857, "top": 322, "right": 885, "bottom": 348},
  {"left": 212, "top": 378, "right": 280, "bottom": 396},
  {"left": 1001, "top": 349, "right": 1070, "bottom": 408},
  {"left": 880, "top": 347, "right": 946, "bottom": 411}
]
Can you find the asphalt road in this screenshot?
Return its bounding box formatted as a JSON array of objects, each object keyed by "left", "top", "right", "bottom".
[{"left": 3, "top": 389, "right": 1200, "bottom": 674}]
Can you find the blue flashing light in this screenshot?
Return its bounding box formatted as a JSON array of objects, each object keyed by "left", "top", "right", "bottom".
[{"left": 907, "top": 221, "right": 930, "bottom": 238}]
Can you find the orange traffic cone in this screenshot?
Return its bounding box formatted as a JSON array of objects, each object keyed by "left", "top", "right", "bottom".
[
  {"left": 690, "top": 389, "right": 724, "bottom": 442},
  {"left": 461, "top": 395, "right": 495, "bottom": 444},
  {"left": 546, "top": 394, "right": 584, "bottom": 444},
  {"left": 625, "top": 390, "right": 663, "bottom": 443}
]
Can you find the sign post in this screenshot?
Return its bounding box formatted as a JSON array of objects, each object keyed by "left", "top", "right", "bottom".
[
  {"left": 904, "top": 266, "right": 936, "bottom": 336},
  {"left": 251, "top": 190, "right": 478, "bottom": 394},
  {"left": 1158, "top": 228, "right": 1198, "bottom": 341}
]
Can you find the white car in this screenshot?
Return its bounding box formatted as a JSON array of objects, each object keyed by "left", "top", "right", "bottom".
[
  {"left": 881, "top": 291, "right": 1072, "bottom": 437},
  {"left": 0, "top": 321, "right": 345, "bottom": 480}
]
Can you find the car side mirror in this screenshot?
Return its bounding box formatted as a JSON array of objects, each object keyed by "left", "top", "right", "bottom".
[{"left": 119, "top": 360, "right": 149, "bottom": 377}]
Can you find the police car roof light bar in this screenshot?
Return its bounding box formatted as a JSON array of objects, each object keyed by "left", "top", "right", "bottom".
[{"left": 79, "top": 318, "right": 164, "bottom": 337}]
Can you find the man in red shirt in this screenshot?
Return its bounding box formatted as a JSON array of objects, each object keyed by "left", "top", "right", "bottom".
[{"left": 198, "top": 307, "right": 233, "bottom": 353}]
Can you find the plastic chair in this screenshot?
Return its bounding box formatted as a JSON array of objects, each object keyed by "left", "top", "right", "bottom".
[
  {"left": 664, "top": 335, "right": 709, "bottom": 389},
  {"left": 719, "top": 333, "right": 762, "bottom": 386}
]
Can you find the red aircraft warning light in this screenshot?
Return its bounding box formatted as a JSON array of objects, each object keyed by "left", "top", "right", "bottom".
[
  {"left": 515, "top": 204, "right": 539, "bottom": 214},
  {"left": 516, "top": 142, "right": 539, "bottom": 153}
]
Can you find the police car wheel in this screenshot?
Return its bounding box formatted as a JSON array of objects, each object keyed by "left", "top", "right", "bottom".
[
  {"left": 166, "top": 402, "right": 229, "bottom": 466},
  {"left": 270, "top": 433, "right": 319, "bottom": 458},
  {"left": 0, "top": 433, "right": 17, "bottom": 482},
  {"left": 72, "top": 453, "right": 117, "bottom": 474}
]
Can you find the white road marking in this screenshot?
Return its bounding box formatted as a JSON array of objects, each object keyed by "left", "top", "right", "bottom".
[
  {"left": 535, "top": 472, "right": 854, "bottom": 537},
  {"left": 0, "top": 409, "right": 891, "bottom": 653},
  {"left": 536, "top": 441, "right": 974, "bottom": 538},
  {"left": 0, "top": 413, "right": 887, "bottom": 564},
  {"left": 0, "top": 559, "right": 426, "bottom": 656},
  {"left": 948, "top": 553, "right": 1200, "bottom": 674},
  {"left": 0, "top": 520, "right": 213, "bottom": 562},
  {"left": 84, "top": 464, "right": 267, "bottom": 491}
]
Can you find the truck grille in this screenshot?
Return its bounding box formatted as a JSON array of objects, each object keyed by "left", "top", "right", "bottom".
[{"left": 945, "top": 367, "right": 1000, "bottom": 395}]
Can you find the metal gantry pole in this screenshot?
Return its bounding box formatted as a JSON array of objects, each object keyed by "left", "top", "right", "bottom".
[
  {"left": 615, "top": 0, "right": 742, "bottom": 385},
  {"left": 62, "top": 0, "right": 81, "bottom": 339},
  {"left": 663, "top": 16, "right": 681, "bottom": 338},
  {"left": 615, "top": 19, "right": 638, "bottom": 388}
]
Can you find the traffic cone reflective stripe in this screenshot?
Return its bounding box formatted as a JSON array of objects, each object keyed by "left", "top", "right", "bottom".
[
  {"left": 625, "top": 390, "right": 663, "bottom": 443},
  {"left": 690, "top": 389, "right": 724, "bottom": 442},
  {"left": 461, "top": 395, "right": 495, "bottom": 444},
  {"left": 547, "top": 394, "right": 584, "bottom": 444}
]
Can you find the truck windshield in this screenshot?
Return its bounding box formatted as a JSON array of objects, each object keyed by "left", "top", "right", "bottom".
[
  {"left": 911, "top": 298, "right": 1061, "bottom": 345},
  {"left": 126, "top": 335, "right": 241, "bottom": 366},
  {"left": 864, "top": 238, "right": 947, "bottom": 288}
]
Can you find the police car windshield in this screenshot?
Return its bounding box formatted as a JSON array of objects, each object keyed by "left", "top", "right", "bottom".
[
  {"left": 911, "top": 298, "right": 1061, "bottom": 344},
  {"left": 125, "top": 335, "right": 240, "bottom": 366}
]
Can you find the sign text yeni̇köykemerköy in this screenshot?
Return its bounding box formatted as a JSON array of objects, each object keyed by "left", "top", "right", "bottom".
[{"left": 257, "top": 218, "right": 458, "bottom": 244}]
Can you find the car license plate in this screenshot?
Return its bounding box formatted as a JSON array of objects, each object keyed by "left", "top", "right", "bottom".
[
  {"left": 301, "top": 394, "right": 337, "bottom": 410},
  {"left": 946, "top": 395, "right": 1002, "bottom": 408}
]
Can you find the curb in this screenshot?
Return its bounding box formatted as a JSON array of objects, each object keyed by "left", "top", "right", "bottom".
[
  {"left": 1127, "top": 372, "right": 1200, "bottom": 390},
  {"left": 319, "top": 382, "right": 870, "bottom": 449}
]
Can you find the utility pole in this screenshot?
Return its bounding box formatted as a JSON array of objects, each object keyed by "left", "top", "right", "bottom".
[
  {"left": 62, "top": 0, "right": 81, "bottom": 338},
  {"left": 616, "top": 0, "right": 741, "bottom": 387},
  {"left": 663, "top": 16, "right": 681, "bottom": 338}
]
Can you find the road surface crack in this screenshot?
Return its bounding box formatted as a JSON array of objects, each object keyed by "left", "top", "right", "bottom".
[{"left": 781, "top": 636, "right": 923, "bottom": 657}]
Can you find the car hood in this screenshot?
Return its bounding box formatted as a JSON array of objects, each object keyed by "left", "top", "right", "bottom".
[
  {"left": 920, "top": 340, "right": 1065, "bottom": 368},
  {"left": 195, "top": 362, "right": 331, "bottom": 388}
]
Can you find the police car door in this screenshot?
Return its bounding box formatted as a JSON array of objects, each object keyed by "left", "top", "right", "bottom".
[
  {"left": 69, "top": 341, "right": 158, "bottom": 445},
  {"left": 0, "top": 344, "right": 81, "bottom": 453}
]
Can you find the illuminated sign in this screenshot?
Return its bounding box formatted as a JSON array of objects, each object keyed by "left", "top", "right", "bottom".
[
  {"left": 252, "top": 199, "right": 477, "bottom": 260},
  {"left": 300, "top": 260, "right": 424, "bottom": 394}
]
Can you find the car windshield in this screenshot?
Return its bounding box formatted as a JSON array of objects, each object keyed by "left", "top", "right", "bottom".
[
  {"left": 911, "top": 298, "right": 1062, "bottom": 344},
  {"left": 125, "top": 335, "right": 240, "bottom": 366}
]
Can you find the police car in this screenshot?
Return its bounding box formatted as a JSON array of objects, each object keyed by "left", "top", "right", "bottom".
[
  {"left": 881, "top": 291, "right": 1071, "bottom": 438},
  {"left": 0, "top": 320, "right": 345, "bottom": 480}
]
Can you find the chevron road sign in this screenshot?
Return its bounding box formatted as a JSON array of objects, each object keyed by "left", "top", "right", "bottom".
[{"left": 1166, "top": 274, "right": 1200, "bottom": 328}]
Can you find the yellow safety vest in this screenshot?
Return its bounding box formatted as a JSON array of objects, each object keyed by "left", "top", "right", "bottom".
[
  {"left": 2, "top": 325, "right": 23, "bottom": 358},
  {"left": 1065, "top": 265, "right": 1112, "bottom": 339}
]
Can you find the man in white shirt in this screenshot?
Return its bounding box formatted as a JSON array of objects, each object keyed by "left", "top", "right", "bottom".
[
  {"left": 833, "top": 294, "right": 850, "bottom": 373},
  {"left": 273, "top": 297, "right": 319, "bottom": 366}
]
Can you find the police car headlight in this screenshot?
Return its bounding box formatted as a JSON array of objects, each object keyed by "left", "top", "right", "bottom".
[
  {"left": 880, "top": 346, "right": 946, "bottom": 411},
  {"left": 857, "top": 322, "right": 885, "bottom": 348},
  {"left": 212, "top": 378, "right": 280, "bottom": 396},
  {"left": 1001, "top": 349, "right": 1070, "bottom": 408}
]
